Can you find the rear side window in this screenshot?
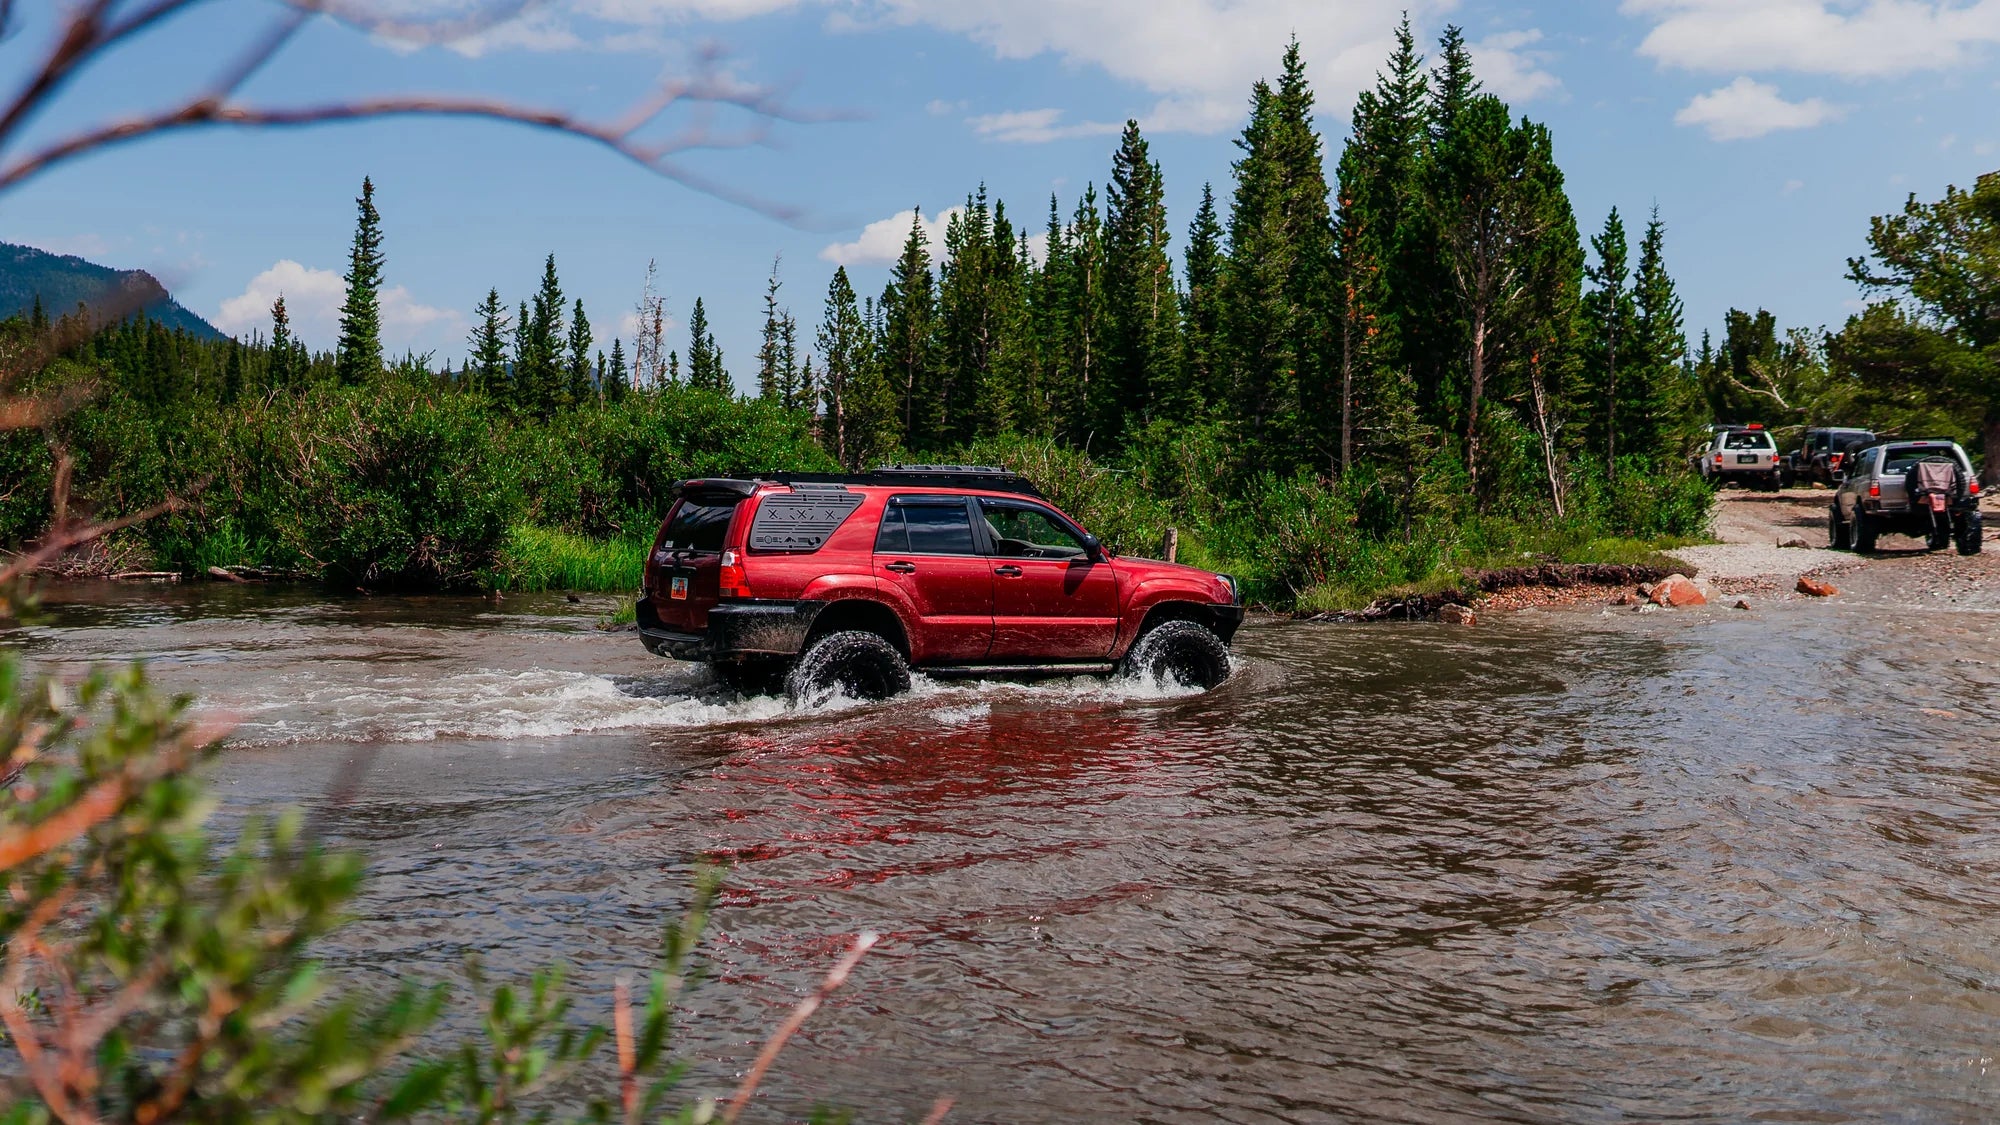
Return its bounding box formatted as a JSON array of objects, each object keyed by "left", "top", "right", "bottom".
[
  {"left": 874, "top": 499, "right": 977, "bottom": 556},
  {"left": 748, "top": 491, "right": 863, "bottom": 552},
  {"left": 663, "top": 501, "right": 737, "bottom": 552}
]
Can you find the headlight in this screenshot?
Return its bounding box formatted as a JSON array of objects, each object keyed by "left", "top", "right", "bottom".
[{"left": 1220, "top": 574, "right": 1241, "bottom": 603}]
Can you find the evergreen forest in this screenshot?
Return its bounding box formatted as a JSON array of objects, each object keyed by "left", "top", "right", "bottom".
[{"left": 4, "top": 23, "right": 1992, "bottom": 608}]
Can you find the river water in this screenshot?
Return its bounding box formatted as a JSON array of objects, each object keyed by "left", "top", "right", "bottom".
[{"left": 9, "top": 580, "right": 2000, "bottom": 1123}]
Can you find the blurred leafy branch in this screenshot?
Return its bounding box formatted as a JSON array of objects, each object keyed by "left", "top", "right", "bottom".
[{"left": 0, "top": 653, "right": 900, "bottom": 1123}]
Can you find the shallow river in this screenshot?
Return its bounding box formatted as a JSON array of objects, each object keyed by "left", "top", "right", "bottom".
[{"left": 10, "top": 581, "right": 2000, "bottom": 1123}]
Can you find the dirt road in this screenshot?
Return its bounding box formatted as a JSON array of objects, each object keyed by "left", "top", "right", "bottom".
[{"left": 1666, "top": 485, "right": 1998, "bottom": 599}]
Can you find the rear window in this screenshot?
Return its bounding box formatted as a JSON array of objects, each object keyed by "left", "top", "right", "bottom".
[
  {"left": 1724, "top": 432, "right": 1774, "bottom": 450},
  {"left": 1884, "top": 446, "right": 1960, "bottom": 473},
  {"left": 662, "top": 501, "right": 737, "bottom": 552}
]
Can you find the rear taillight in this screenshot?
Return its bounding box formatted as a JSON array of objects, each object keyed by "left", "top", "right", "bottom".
[
  {"left": 1713, "top": 454, "right": 1723, "bottom": 464},
  {"left": 1831, "top": 454, "right": 1843, "bottom": 470},
  {"left": 1972, "top": 481, "right": 1983, "bottom": 496},
  {"left": 718, "top": 548, "right": 750, "bottom": 599},
  {"left": 1868, "top": 483, "right": 1881, "bottom": 498}
]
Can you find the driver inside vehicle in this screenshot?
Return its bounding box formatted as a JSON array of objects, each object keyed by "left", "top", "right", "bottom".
[{"left": 982, "top": 503, "right": 1090, "bottom": 560}]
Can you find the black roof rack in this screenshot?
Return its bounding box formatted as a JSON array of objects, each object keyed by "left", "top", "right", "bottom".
[{"left": 759, "top": 465, "right": 1044, "bottom": 498}]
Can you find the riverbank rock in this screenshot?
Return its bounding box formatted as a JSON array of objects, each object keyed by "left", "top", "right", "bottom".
[
  {"left": 1797, "top": 576, "right": 1839, "bottom": 598},
  {"left": 1438, "top": 604, "right": 1476, "bottom": 626},
  {"left": 1649, "top": 574, "right": 1708, "bottom": 608},
  {"left": 1777, "top": 538, "right": 1814, "bottom": 549},
  {"left": 1734, "top": 599, "right": 1752, "bottom": 610},
  {"left": 1477, "top": 562, "right": 1695, "bottom": 594},
  {"left": 206, "top": 566, "right": 246, "bottom": 583}
]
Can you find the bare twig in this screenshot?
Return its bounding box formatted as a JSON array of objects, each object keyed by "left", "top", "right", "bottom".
[
  {"left": 919, "top": 1097, "right": 956, "bottom": 1124},
  {"left": 719, "top": 932, "right": 879, "bottom": 1125},
  {"left": 0, "top": 1, "right": 835, "bottom": 222},
  {"left": 0, "top": 492, "right": 191, "bottom": 586},
  {"left": 614, "top": 976, "right": 637, "bottom": 1124}
]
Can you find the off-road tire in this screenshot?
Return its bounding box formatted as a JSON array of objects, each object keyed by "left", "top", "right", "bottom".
[
  {"left": 1959, "top": 518, "right": 1985, "bottom": 557},
  {"left": 1827, "top": 508, "right": 1847, "bottom": 550},
  {"left": 1118, "top": 619, "right": 1231, "bottom": 692},
  {"left": 1852, "top": 512, "right": 1878, "bottom": 553},
  {"left": 784, "top": 630, "right": 912, "bottom": 708}
]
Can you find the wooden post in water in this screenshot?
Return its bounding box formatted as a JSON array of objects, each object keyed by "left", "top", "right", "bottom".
[{"left": 1162, "top": 528, "right": 1179, "bottom": 564}]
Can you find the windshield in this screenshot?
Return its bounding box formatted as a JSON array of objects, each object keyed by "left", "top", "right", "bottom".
[
  {"left": 661, "top": 501, "right": 737, "bottom": 552},
  {"left": 1723, "top": 432, "right": 1774, "bottom": 450}
]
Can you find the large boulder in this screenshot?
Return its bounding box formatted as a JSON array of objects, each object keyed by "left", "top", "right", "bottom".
[
  {"left": 1796, "top": 576, "right": 1839, "bottom": 598},
  {"left": 1438, "top": 604, "right": 1477, "bottom": 626},
  {"left": 1648, "top": 574, "right": 1708, "bottom": 608}
]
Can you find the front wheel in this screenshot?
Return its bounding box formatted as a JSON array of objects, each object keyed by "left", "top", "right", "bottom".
[
  {"left": 1118, "top": 620, "right": 1232, "bottom": 691},
  {"left": 1827, "top": 508, "right": 1848, "bottom": 550},
  {"left": 784, "top": 630, "right": 912, "bottom": 708}
]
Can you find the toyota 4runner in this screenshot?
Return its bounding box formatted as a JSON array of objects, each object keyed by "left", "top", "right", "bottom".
[
  {"left": 1696, "top": 426, "right": 1783, "bottom": 490},
  {"left": 636, "top": 466, "right": 1246, "bottom": 705},
  {"left": 1828, "top": 439, "right": 1984, "bottom": 555}
]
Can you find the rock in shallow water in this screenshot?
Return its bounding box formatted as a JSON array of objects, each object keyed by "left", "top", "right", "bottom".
[
  {"left": 1649, "top": 574, "right": 1708, "bottom": 608},
  {"left": 1797, "top": 576, "right": 1839, "bottom": 598}
]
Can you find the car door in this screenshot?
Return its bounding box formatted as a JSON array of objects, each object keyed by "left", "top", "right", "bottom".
[
  {"left": 874, "top": 496, "right": 993, "bottom": 663},
  {"left": 977, "top": 499, "right": 1120, "bottom": 660}
]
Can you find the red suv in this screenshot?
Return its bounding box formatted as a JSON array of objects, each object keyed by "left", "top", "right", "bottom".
[{"left": 637, "top": 466, "right": 1245, "bottom": 704}]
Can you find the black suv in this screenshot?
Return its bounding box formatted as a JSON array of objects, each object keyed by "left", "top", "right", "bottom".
[{"left": 1789, "top": 427, "right": 1877, "bottom": 487}]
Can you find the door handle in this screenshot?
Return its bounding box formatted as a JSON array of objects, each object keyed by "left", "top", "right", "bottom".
[
  {"left": 884, "top": 561, "right": 917, "bottom": 574},
  {"left": 994, "top": 565, "right": 1023, "bottom": 577}
]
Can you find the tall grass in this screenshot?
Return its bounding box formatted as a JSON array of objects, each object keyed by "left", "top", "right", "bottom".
[{"left": 495, "top": 526, "right": 647, "bottom": 593}]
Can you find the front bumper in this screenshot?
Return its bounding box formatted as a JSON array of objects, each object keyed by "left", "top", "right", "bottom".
[
  {"left": 1206, "top": 603, "right": 1248, "bottom": 643},
  {"left": 637, "top": 598, "right": 824, "bottom": 662}
]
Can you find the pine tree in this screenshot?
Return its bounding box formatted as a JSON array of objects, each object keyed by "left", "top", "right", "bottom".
[
  {"left": 1102, "top": 121, "right": 1185, "bottom": 443},
  {"left": 1627, "top": 207, "right": 1688, "bottom": 468},
  {"left": 756, "top": 257, "right": 785, "bottom": 401},
  {"left": 878, "top": 210, "right": 939, "bottom": 448},
  {"left": 566, "top": 297, "right": 592, "bottom": 406},
  {"left": 334, "top": 176, "right": 385, "bottom": 385},
  {"left": 1582, "top": 208, "right": 1634, "bottom": 478},
  {"left": 936, "top": 187, "right": 1027, "bottom": 444},
  {"left": 605, "top": 337, "right": 630, "bottom": 402},
  {"left": 29, "top": 293, "right": 46, "bottom": 332},
  {"left": 512, "top": 300, "right": 532, "bottom": 406},
  {"left": 1219, "top": 39, "right": 1334, "bottom": 467},
  {"left": 269, "top": 295, "right": 299, "bottom": 388},
  {"left": 1423, "top": 96, "right": 1570, "bottom": 491},
  {"left": 468, "top": 289, "right": 510, "bottom": 399},
  {"left": 1181, "top": 184, "right": 1225, "bottom": 414},
  {"left": 515, "top": 254, "right": 566, "bottom": 413},
  {"left": 1332, "top": 16, "right": 1428, "bottom": 472},
  {"left": 687, "top": 297, "right": 727, "bottom": 392},
  {"left": 1430, "top": 25, "right": 1480, "bottom": 142}
]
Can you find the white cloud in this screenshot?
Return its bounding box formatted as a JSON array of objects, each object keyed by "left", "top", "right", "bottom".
[
  {"left": 1470, "top": 30, "right": 1563, "bottom": 103},
  {"left": 214, "top": 260, "right": 463, "bottom": 350},
  {"left": 966, "top": 108, "right": 1122, "bottom": 144},
  {"left": 391, "top": 1, "right": 1559, "bottom": 134},
  {"left": 1674, "top": 77, "right": 1845, "bottom": 140},
  {"left": 1624, "top": 0, "right": 2000, "bottom": 78},
  {"left": 818, "top": 206, "right": 963, "bottom": 267}
]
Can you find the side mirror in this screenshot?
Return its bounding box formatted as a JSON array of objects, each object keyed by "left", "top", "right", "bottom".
[{"left": 1081, "top": 533, "right": 1107, "bottom": 562}]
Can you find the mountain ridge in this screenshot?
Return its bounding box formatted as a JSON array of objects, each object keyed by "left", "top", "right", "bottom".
[{"left": 0, "top": 242, "right": 223, "bottom": 339}]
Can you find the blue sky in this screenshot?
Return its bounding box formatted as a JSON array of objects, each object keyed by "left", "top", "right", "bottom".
[{"left": 4, "top": 0, "right": 1998, "bottom": 387}]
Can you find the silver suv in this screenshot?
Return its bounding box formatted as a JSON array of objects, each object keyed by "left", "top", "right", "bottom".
[
  {"left": 1696, "top": 426, "right": 1782, "bottom": 490},
  {"left": 1829, "top": 439, "right": 1983, "bottom": 555}
]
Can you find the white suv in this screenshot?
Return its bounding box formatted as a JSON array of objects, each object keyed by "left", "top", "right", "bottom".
[{"left": 1696, "top": 427, "right": 1782, "bottom": 490}]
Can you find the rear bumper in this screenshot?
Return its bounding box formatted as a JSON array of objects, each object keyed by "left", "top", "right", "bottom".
[{"left": 637, "top": 597, "right": 824, "bottom": 662}]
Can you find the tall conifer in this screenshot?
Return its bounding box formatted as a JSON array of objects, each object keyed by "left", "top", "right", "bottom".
[
  {"left": 468, "top": 289, "right": 509, "bottom": 399},
  {"left": 566, "top": 297, "right": 593, "bottom": 406},
  {"left": 879, "top": 210, "right": 939, "bottom": 448},
  {"left": 1102, "top": 121, "right": 1184, "bottom": 443},
  {"left": 1583, "top": 208, "right": 1634, "bottom": 477},
  {"left": 334, "top": 176, "right": 385, "bottom": 385}
]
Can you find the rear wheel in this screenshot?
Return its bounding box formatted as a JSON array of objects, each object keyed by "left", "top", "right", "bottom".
[
  {"left": 1928, "top": 523, "right": 1954, "bottom": 552},
  {"left": 1960, "top": 517, "right": 1985, "bottom": 556},
  {"left": 1853, "top": 512, "right": 1878, "bottom": 553},
  {"left": 1827, "top": 508, "right": 1847, "bottom": 550},
  {"left": 784, "top": 630, "right": 911, "bottom": 708},
  {"left": 1118, "top": 620, "right": 1231, "bottom": 691}
]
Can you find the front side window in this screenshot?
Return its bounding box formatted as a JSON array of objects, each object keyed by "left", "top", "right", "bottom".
[
  {"left": 980, "top": 501, "right": 1088, "bottom": 560},
  {"left": 875, "top": 499, "right": 978, "bottom": 556}
]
